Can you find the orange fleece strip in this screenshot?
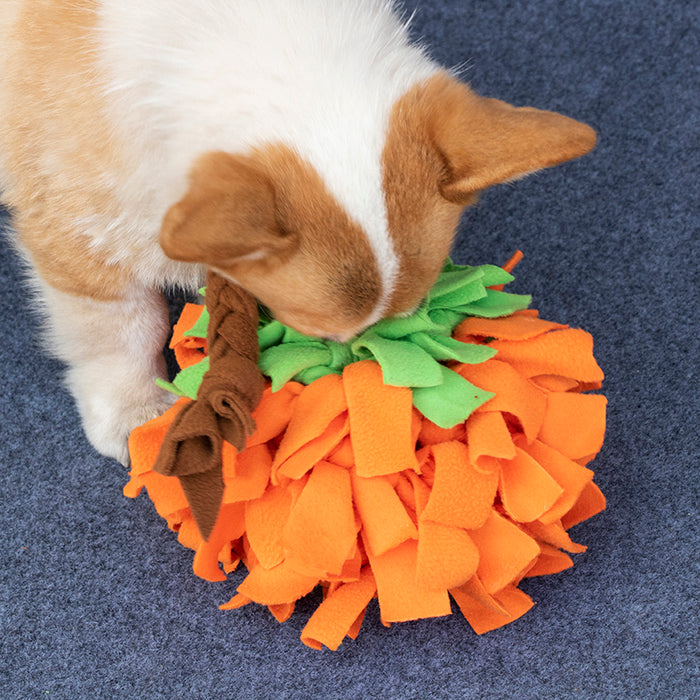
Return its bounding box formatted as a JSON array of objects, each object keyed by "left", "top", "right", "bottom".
[
  {"left": 170, "top": 303, "right": 208, "bottom": 369},
  {"left": 489, "top": 328, "right": 604, "bottom": 384},
  {"left": 538, "top": 392, "right": 608, "bottom": 460},
  {"left": 561, "top": 481, "right": 607, "bottom": 529},
  {"left": 498, "top": 446, "right": 564, "bottom": 523},
  {"left": 524, "top": 439, "right": 594, "bottom": 525},
  {"left": 126, "top": 300, "right": 607, "bottom": 649},
  {"left": 271, "top": 373, "right": 346, "bottom": 479},
  {"left": 502, "top": 249, "right": 524, "bottom": 274},
  {"left": 368, "top": 539, "right": 452, "bottom": 623},
  {"left": 276, "top": 415, "right": 349, "bottom": 481},
  {"left": 193, "top": 502, "right": 246, "bottom": 582},
  {"left": 282, "top": 461, "right": 357, "bottom": 577},
  {"left": 352, "top": 471, "right": 418, "bottom": 557},
  {"left": 465, "top": 411, "right": 517, "bottom": 469},
  {"left": 455, "top": 313, "right": 566, "bottom": 342},
  {"left": 524, "top": 543, "right": 574, "bottom": 577},
  {"left": 300, "top": 568, "right": 377, "bottom": 650},
  {"left": 344, "top": 361, "right": 420, "bottom": 477},
  {"left": 468, "top": 510, "right": 541, "bottom": 594},
  {"left": 417, "top": 519, "right": 479, "bottom": 591},
  {"left": 248, "top": 383, "right": 302, "bottom": 446},
  {"left": 244, "top": 485, "right": 293, "bottom": 570},
  {"left": 458, "top": 359, "right": 547, "bottom": 443},
  {"left": 222, "top": 442, "right": 271, "bottom": 503},
  {"left": 236, "top": 559, "right": 319, "bottom": 606},
  {"left": 420, "top": 441, "right": 499, "bottom": 530},
  {"left": 451, "top": 583, "right": 535, "bottom": 634}
]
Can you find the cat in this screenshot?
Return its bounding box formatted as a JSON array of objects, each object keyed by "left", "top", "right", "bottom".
[{"left": 0, "top": 0, "right": 595, "bottom": 463}]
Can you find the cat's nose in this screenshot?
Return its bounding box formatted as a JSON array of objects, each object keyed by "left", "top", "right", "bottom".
[{"left": 324, "top": 332, "right": 354, "bottom": 343}]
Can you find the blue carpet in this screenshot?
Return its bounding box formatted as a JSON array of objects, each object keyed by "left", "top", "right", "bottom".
[{"left": 1, "top": 1, "right": 697, "bottom": 697}]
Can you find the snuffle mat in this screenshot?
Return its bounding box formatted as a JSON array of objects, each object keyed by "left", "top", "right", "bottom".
[{"left": 127, "top": 253, "right": 607, "bottom": 650}]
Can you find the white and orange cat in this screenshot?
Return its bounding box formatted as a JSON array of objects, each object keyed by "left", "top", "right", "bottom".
[{"left": 0, "top": 0, "right": 595, "bottom": 464}]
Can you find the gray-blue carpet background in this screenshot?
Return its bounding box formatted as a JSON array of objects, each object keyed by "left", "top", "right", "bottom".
[{"left": 1, "top": 1, "right": 697, "bottom": 697}]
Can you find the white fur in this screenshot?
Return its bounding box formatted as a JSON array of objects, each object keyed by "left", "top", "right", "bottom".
[
  {"left": 94, "top": 0, "right": 440, "bottom": 319},
  {"left": 31, "top": 279, "right": 175, "bottom": 463}
]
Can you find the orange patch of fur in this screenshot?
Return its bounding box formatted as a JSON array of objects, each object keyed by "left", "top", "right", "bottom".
[
  {"left": 161, "top": 146, "right": 382, "bottom": 337},
  {"left": 256, "top": 145, "right": 382, "bottom": 320},
  {"left": 382, "top": 72, "right": 596, "bottom": 314},
  {"left": 382, "top": 76, "right": 468, "bottom": 316},
  {"left": 427, "top": 75, "right": 596, "bottom": 197},
  {"left": 0, "top": 0, "right": 131, "bottom": 299}
]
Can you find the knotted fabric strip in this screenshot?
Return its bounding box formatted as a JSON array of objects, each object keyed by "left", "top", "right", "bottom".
[{"left": 153, "top": 271, "right": 265, "bottom": 540}]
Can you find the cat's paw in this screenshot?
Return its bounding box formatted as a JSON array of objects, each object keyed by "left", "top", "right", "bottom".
[
  {"left": 82, "top": 391, "right": 177, "bottom": 465},
  {"left": 67, "top": 357, "right": 177, "bottom": 465}
]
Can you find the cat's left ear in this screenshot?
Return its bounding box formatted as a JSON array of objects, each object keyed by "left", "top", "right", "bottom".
[{"left": 426, "top": 75, "right": 597, "bottom": 203}]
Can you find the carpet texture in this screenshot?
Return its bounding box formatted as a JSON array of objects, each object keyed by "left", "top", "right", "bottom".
[{"left": 1, "top": 1, "right": 697, "bottom": 697}]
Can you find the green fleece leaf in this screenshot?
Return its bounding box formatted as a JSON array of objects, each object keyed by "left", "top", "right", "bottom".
[
  {"left": 184, "top": 306, "right": 209, "bottom": 339},
  {"left": 412, "top": 366, "right": 495, "bottom": 428},
  {"left": 456, "top": 289, "right": 532, "bottom": 317},
  {"left": 410, "top": 333, "right": 498, "bottom": 364},
  {"left": 259, "top": 344, "right": 330, "bottom": 391},
  {"left": 163, "top": 356, "right": 210, "bottom": 400},
  {"left": 163, "top": 259, "right": 529, "bottom": 426},
  {"left": 351, "top": 334, "right": 444, "bottom": 387}
]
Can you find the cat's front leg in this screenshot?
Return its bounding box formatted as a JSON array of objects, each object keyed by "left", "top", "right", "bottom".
[{"left": 37, "top": 279, "right": 176, "bottom": 465}]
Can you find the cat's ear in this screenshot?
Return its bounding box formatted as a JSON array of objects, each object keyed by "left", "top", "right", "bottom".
[
  {"left": 427, "top": 76, "right": 596, "bottom": 203},
  {"left": 160, "top": 151, "right": 295, "bottom": 266}
]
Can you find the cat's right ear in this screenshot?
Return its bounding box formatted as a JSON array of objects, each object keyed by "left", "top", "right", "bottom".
[{"left": 160, "top": 151, "right": 296, "bottom": 266}]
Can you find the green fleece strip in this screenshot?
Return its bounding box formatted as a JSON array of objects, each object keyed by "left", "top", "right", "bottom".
[{"left": 171, "top": 260, "right": 530, "bottom": 427}]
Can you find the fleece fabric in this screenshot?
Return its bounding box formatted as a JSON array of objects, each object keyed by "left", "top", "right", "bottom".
[
  {"left": 0, "top": 0, "right": 697, "bottom": 697},
  {"left": 152, "top": 271, "right": 264, "bottom": 541},
  {"left": 128, "top": 302, "right": 607, "bottom": 651},
  {"left": 171, "top": 261, "right": 529, "bottom": 428}
]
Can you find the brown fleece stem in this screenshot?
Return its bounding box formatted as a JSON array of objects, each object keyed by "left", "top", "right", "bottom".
[{"left": 153, "top": 271, "right": 265, "bottom": 540}]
